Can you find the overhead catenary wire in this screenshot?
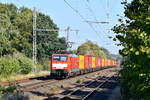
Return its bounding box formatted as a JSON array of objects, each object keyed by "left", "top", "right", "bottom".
[
  {"left": 85, "top": 0, "right": 114, "bottom": 46},
  {"left": 84, "top": 0, "right": 97, "bottom": 22},
  {"left": 84, "top": 0, "right": 104, "bottom": 41},
  {"left": 84, "top": 0, "right": 109, "bottom": 36},
  {"left": 106, "top": 0, "right": 110, "bottom": 20},
  {"left": 64, "top": 0, "right": 112, "bottom": 47},
  {"left": 63, "top": 0, "right": 102, "bottom": 40}
]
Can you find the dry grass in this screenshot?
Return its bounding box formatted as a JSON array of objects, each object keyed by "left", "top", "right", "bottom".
[
  {"left": 0, "top": 71, "right": 50, "bottom": 82},
  {"left": 48, "top": 86, "right": 63, "bottom": 94},
  {"left": 76, "top": 79, "right": 84, "bottom": 84}
]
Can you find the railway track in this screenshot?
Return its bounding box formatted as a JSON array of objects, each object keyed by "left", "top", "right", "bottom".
[
  {"left": 19, "top": 79, "right": 58, "bottom": 91},
  {"left": 0, "top": 67, "right": 120, "bottom": 100},
  {"left": 1, "top": 75, "right": 58, "bottom": 91},
  {"left": 1, "top": 67, "right": 119, "bottom": 96},
  {"left": 1, "top": 78, "right": 36, "bottom": 86},
  {"left": 21, "top": 71, "right": 108, "bottom": 92},
  {"left": 58, "top": 73, "right": 118, "bottom": 100}
]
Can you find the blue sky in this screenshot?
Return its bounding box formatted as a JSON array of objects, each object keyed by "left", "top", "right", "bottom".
[{"left": 1, "top": 0, "right": 130, "bottom": 54}]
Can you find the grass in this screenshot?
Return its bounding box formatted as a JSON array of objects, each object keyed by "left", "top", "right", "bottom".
[
  {"left": 49, "top": 86, "right": 63, "bottom": 93},
  {"left": 0, "top": 71, "right": 50, "bottom": 82},
  {"left": 76, "top": 79, "right": 84, "bottom": 84}
]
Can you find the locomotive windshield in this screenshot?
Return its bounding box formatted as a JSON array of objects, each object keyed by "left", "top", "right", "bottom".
[{"left": 53, "top": 56, "right": 68, "bottom": 61}]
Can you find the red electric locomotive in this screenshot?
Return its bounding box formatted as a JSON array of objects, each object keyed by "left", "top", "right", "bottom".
[{"left": 50, "top": 54, "right": 79, "bottom": 78}]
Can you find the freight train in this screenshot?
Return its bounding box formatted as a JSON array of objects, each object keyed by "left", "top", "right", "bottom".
[{"left": 50, "top": 54, "right": 117, "bottom": 78}]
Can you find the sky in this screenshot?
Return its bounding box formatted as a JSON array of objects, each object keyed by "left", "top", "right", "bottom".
[{"left": 0, "top": 0, "right": 129, "bottom": 54}]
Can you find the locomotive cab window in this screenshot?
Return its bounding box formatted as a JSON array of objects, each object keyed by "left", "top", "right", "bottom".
[
  {"left": 53, "top": 56, "right": 60, "bottom": 61},
  {"left": 60, "top": 56, "right": 68, "bottom": 61},
  {"left": 53, "top": 56, "right": 68, "bottom": 61}
]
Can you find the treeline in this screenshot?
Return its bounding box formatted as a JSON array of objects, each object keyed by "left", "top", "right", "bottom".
[
  {"left": 0, "top": 3, "right": 67, "bottom": 61},
  {"left": 77, "top": 40, "right": 107, "bottom": 58},
  {"left": 76, "top": 40, "right": 121, "bottom": 61},
  {"left": 0, "top": 3, "right": 67, "bottom": 77},
  {"left": 113, "top": 0, "right": 150, "bottom": 100}
]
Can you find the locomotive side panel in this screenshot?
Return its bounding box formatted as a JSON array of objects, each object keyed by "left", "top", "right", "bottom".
[{"left": 70, "top": 57, "right": 79, "bottom": 72}]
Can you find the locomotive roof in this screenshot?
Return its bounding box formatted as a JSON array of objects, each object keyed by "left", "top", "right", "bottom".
[{"left": 52, "top": 54, "right": 78, "bottom": 57}]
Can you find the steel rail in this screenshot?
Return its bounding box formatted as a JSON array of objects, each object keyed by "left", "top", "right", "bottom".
[
  {"left": 19, "top": 68, "right": 108, "bottom": 91},
  {"left": 81, "top": 74, "right": 115, "bottom": 100},
  {"left": 16, "top": 68, "right": 110, "bottom": 91},
  {"left": 21, "top": 80, "right": 58, "bottom": 91},
  {"left": 59, "top": 71, "right": 110, "bottom": 100}
]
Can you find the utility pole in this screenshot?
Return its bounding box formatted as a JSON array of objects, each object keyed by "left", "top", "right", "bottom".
[
  {"left": 33, "top": 8, "right": 37, "bottom": 73},
  {"left": 65, "top": 27, "right": 79, "bottom": 49},
  {"left": 32, "top": 8, "right": 79, "bottom": 72},
  {"left": 66, "top": 27, "right": 70, "bottom": 44}
]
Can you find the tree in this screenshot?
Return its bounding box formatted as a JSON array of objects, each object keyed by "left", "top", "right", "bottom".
[
  {"left": 36, "top": 13, "right": 67, "bottom": 63},
  {"left": 113, "top": 0, "right": 150, "bottom": 99},
  {"left": 0, "top": 4, "right": 19, "bottom": 56},
  {"left": 0, "top": 3, "right": 67, "bottom": 63},
  {"left": 77, "top": 40, "right": 106, "bottom": 58}
]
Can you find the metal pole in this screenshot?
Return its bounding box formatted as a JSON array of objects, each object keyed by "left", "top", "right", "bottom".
[
  {"left": 65, "top": 27, "right": 79, "bottom": 50},
  {"left": 66, "top": 27, "right": 70, "bottom": 48},
  {"left": 33, "top": 8, "right": 37, "bottom": 72}
]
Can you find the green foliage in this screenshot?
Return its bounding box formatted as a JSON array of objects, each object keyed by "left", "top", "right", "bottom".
[
  {"left": 0, "top": 3, "right": 68, "bottom": 74},
  {"left": 42, "top": 61, "right": 50, "bottom": 71},
  {"left": 42, "top": 65, "right": 49, "bottom": 71},
  {"left": 13, "top": 52, "right": 32, "bottom": 74},
  {"left": 113, "top": 0, "right": 150, "bottom": 100},
  {"left": 0, "top": 84, "right": 27, "bottom": 100},
  {"left": 35, "top": 12, "right": 67, "bottom": 62},
  {"left": 77, "top": 40, "right": 106, "bottom": 58},
  {"left": 0, "top": 52, "right": 32, "bottom": 77},
  {"left": 71, "top": 50, "right": 78, "bottom": 54},
  {"left": 0, "top": 55, "right": 20, "bottom": 77},
  {"left": 0, "top": 3, "right": 67, "bottom": 64},
  {"left": 0, "top": 84, "right": 17, "bottom": 99}
]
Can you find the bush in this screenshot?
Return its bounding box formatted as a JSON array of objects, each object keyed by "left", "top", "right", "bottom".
[
  {"left": 13, "top": 52, "right": 32, "bottom": 74},
  {"left": 0, "top": 84, "right": 28, "bottom": 100},
  {"left": 42, "top": 61, "right": 50, "bottom": 71},
  {"left": 18, "top": 57, "right": 32, "bottom": 74},
  {"left": 0, "top": 56, "right": 20, "bottom": 77},
  {"left": 0, "top": 52, "right": 32, "bottom": 78},
  {"left": 43, "top": 65, "right": 49, "bottom": 71}
]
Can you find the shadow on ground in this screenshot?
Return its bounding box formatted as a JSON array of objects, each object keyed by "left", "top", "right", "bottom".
[{"left": 29, "top": 75, "right": 120, "bottom": 100}]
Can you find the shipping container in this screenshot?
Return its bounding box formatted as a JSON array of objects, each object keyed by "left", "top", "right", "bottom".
[
  {"left": 92, "top": 57, "right": 96, "bottom": 68},
  {"left": 79, "top": 55, "right": 84, "bottom": 69}
]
